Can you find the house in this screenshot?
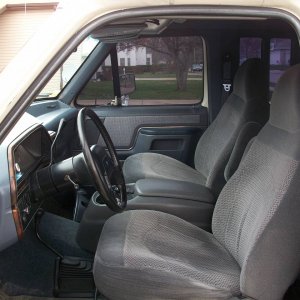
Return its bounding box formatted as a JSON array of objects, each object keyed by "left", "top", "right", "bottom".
[
  {"left": 270, "top": 38, "right": 291, "bottom": 66},
  {"left": 104, "top": 46, "right": 152, "bottom": 68},
  {"left": 0, "top": 1, "right": 58, "bottom": 73},
  {"left": 0, "top": 1, "right": 100, "bottom": 96}
]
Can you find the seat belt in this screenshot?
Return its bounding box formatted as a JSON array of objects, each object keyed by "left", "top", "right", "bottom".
[{"left": 221, "top": 53, "right": 233, "bottom": 104}]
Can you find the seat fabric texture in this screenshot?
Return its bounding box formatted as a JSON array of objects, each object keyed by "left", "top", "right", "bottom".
[
  {"left": 94, "top": 64, "right": 300, "bottom": 300},
  {"left": 123, "top": 58, "right": 269, "bottom": 195},
  {"left": 224, "top": 121, "right": 262, "bottom": 181},
  {"left": 94, "top": 210, "right": 241, "bottom": 300}
]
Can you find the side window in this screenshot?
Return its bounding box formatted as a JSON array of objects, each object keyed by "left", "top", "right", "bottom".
[
  {"left": 77, "top": 36, "right": 204, "bottom": 106},
  {"left": 239, "top": 37, "right": 262, "bottom": 65},
  {"left": 37, "top": 36, "right": 99, "bottom": 99},
  {"left": 78, "top": 56, "right": 114, "bottom": 106},
  {"left": 269, "top": 38, "right": 291, "bottom": 92}
]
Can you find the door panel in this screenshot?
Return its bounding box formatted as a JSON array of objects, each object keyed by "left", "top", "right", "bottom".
[
  {"left": 98, "top": 114, "right": 204, "bottom": 149},
  {"left": 83, "top": 105, "right": 208, "bottom": 166},
  {"left": 117, "top": 126, "right": 204, "bottom": 166}
]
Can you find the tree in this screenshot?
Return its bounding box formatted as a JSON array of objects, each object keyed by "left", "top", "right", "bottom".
[{"left": 118, "top": 36, "right": 203, "bottom": 91}]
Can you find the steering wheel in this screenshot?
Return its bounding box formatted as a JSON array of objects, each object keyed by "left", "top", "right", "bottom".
[{"left": 77, "top": 108, "right": 127, "bottom": 212}]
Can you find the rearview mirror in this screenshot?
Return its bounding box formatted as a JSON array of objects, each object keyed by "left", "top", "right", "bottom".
[{"left": 120, "top": 73, "right": 136, "bottom": 95}]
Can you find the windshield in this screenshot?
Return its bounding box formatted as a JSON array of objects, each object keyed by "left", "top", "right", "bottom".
[{"left": 36, "top": 36, "right": 99, "bottom": 99}]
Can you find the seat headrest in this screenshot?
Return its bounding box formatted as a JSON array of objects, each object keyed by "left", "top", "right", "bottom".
[
  {"left": 233, "top": 58, "right": 268, "bottom": 103},
  {"left": 270, "top": 64, "right": 300, "bottom": 132}
]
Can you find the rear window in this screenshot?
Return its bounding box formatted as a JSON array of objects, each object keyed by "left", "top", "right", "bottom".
[
  {"left": 269, "top": 38, "right": 291, "bottom": 92},
  {"left": 239, "top": 37, "right": 262, "bottom": 65}
]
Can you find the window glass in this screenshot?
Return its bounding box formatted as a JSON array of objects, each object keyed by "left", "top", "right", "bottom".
[
  {"left": 36, "top": 36, "right": 99, "bottom": 99},
  {"left": 239, "top": 37, "right": 262, "bottom": 65},
  {"left": 269, "top": 38, "right": 291, "bottom": 92},
  {"left": 77, "top": 56, "right": 114, "bottom": 105},
  {"left": 120, "top": 58, "right": 125, "bottom": 67},
  {"left": 77, "top": 36, "right": 204, "bottom": 106}
]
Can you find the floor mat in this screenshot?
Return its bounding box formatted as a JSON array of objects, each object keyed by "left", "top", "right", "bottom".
[
  {"left": 0, "top": 228, "right": 56, "bottom": 297},
  {"left": 0, "top": 213, "right": 92, "bottom": 297},
  {"left": 54, "top": 257, "right": 95, "bottom": 298},
  {"left": 0, "top": 288, "right": 108, "bottom": 300}
]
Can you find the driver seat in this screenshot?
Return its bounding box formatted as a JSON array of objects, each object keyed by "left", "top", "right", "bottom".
[{"left": 93, "top": 64, "right": 300, "bottom": 299}]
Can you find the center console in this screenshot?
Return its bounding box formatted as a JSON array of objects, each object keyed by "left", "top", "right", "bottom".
[{"left": 76, "top": 178, "right": 215, "bottom": 253}]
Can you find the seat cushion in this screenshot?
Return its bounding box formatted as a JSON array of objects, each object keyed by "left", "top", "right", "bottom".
[
  {"left": 93, "top": 210, "right": 241, "bottom": 300},
  {"left": 123, "top": 152, "right": 206, "bottom": 185}
]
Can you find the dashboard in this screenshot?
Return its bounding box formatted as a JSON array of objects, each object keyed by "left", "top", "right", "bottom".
[
  {"left": 0, "top": 103, "right": 77, "bottom": 251},
  {"left": 8, "top": 125, "right": 52, "bottom": 238}
]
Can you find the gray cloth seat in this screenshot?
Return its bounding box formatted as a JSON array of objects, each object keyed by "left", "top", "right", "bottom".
[
  {"left": 94, "top": 64, "right": 300, "bottom": 300},
  {"left": 94, "top": 210, "right": 241, "bottom": 299},
  {"left": 123, "top": 58, "right": 269, "bottom": 195},
  {"left": 124, "top": 152, "right": 207, "bottom": 185}
]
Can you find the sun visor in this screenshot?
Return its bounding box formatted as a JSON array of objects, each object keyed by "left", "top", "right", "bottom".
[{"left": 91, "top": 24, "right": 148, "bottom": 43}]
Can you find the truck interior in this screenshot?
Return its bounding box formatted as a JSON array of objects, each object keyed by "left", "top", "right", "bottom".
[{"left": 1, "top": 6, "right": 300, "bottom": 299}]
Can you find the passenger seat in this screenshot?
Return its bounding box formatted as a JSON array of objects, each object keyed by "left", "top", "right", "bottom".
[
  {"left": 123, "top": 58, "right": 269, "bottom": 196},
  {"left": 224, "top": 121, "right": 264, "bottom": 181}
]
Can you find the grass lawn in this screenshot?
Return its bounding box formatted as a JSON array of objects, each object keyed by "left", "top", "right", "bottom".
[{"left": 79, "top": 79, "right": 203, "bottom": 101}]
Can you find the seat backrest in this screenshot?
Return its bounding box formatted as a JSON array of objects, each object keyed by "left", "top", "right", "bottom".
[
  {"left": 194, "top": 58, "right": 269, "bottom": 195},
  {"left": 212, "top": 64, "right": 300, "bottom": 300},
  {"left": 224, "top": 121, "right": 263, "bottom": 181}
]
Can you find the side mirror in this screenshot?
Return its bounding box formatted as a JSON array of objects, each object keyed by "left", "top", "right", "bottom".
[{"left": 120, "top": 73, "right": 136, "bottom": 95}]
